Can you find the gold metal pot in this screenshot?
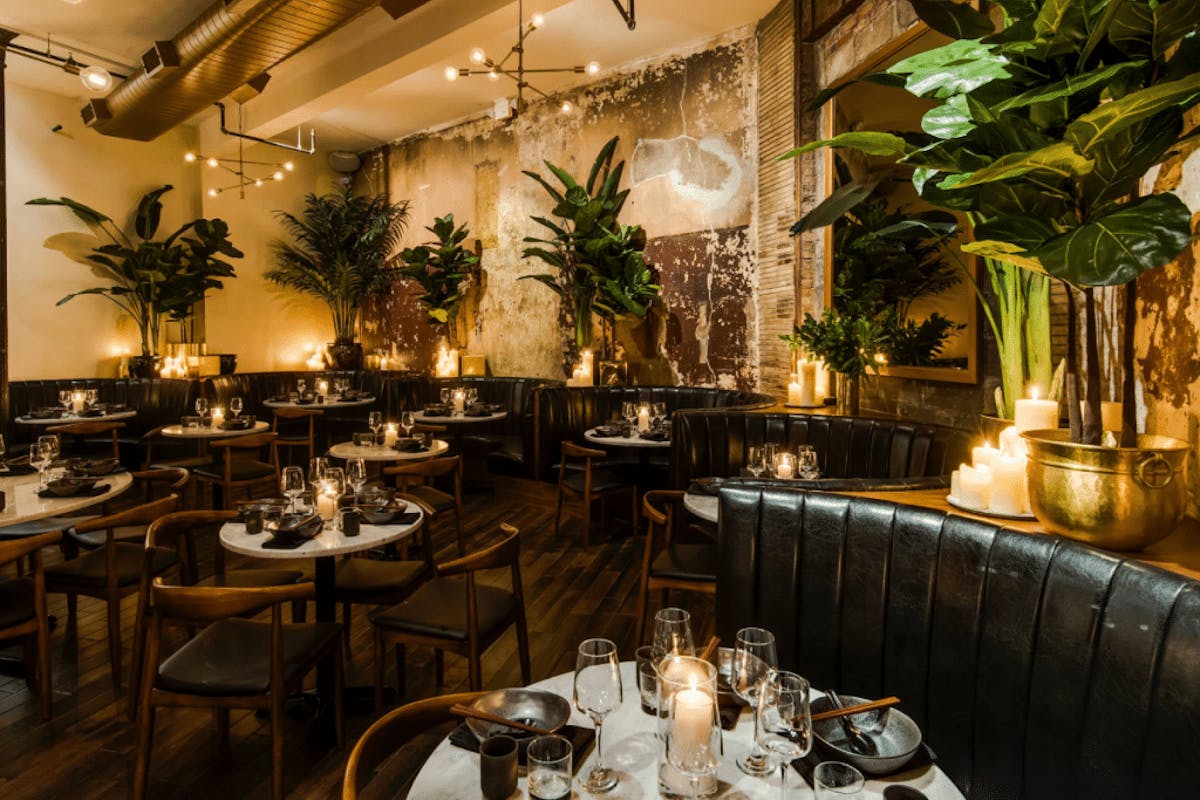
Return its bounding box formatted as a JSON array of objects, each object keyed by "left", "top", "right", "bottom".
[{"left": 1022, "top": 429, "right": 1190, "bottom": 551}]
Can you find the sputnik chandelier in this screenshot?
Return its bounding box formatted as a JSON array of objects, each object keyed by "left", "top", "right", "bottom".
[
  {"left": 184, "top": 102, "right": 314, "bottom": 199},
  {"left": 443, "top": 0, "right": 600, "bottom": 117}
]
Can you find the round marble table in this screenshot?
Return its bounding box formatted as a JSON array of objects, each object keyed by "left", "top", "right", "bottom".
[
  {"left": 408, "top": 661, "right": 964, "bottom": 799},
  {"left": 0, "top": 469, "right": 133, "bottom": 531},
  {"left": 263, "top": 396, "right": 376, "bottom": 409},
  {"left": 418, "top": 410, "right": 507, "bottom": 425},
  {"left": 160, "top": 421, "right": 271, "bottom": 439},
  {"left": 683, "top": 492, "right": 719, "bottom": 523},
  {"left": 15, "top": 409, "right": 138, "bottom": 426},
  {"left": 584, "top": 428, "right": 672, "bottom": 449},
  {"left": 327, "top": 439, "right": 449, "bottom": 463}
]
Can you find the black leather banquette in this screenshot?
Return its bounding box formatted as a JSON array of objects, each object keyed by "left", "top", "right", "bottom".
[
  {"left": 717, "top": 486, "right": 1200, "bottom": 800},
  {"left": 9, "top": 378, "right": 199, "bottom": 443},
  {"left": 205, "top": 370, "right": 371, "bottom": 413},
  {"left": 532, "top": 386, "right": 775, "bottom": 480},
  {"left": 673, "top": 411, "right": 972, "bottom": 489}
]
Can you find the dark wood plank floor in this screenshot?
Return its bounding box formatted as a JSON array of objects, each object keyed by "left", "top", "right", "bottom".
[{"left": 0, "top": 475, "right": 714, "bottom": 799}]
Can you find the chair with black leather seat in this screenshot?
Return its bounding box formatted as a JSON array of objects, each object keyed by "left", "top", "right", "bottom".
[
  {"left": 47, "top": 419, "right": 125, "bottom": 460},
  {"left": 44, "top": 494, "right": 181, "bottom": 694},
  {"left": 553, "top": 441, "right": 638, "bottom": 547},
  {"left": 342, "top": 690, "right": 486, "bottom": 800},
  {"left": 384, "top": 456, "right": 464, "bottom": 555},
  {"left": 69, "top": 468, "right": 191, "bottom": 547},
  {"left": 272, "top": 406, "right": 324, "bottom": 466},
  {"left": 0, "top": 530, "right": 61, "bottom": 719},
  {"left": 132, "top": 580, "right": 343, "bottom": 800},
  {"left": 634, "top": 490, "right": 717, "bottom": 647},
  {"left": 140, "top": 424, "right": 214, "bottom": 473},
  {"left": 193, "top": 431, "right": 280, "bottom": 509},
  {"left": 370, "top": 523, "right": 530, "bottom": 702}
]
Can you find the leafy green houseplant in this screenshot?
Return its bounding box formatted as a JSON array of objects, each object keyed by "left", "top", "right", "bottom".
[
  {"left": 267, "top": 186, "right": 409, "bottom": 369},
  {"left": 522, "top": 136, "right": 661, "bottom": 360},
  {"left": 398, "top": 213, "right": 480, "bottom": 348},
  {"left": 28, "top": 185, "right": 241, "bottom": 375}
]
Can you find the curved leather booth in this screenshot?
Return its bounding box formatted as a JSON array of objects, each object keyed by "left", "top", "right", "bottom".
[
  {"left": 9, "top": 377, "right": 199, "bottom": 443},
  {"left": 673, "top": 410, "right": 971, "bottom": 489},
  {"left": 532, "top": 386, "right": 774, "bottom": 481},
  {"left": 717, "top": 486, "right": 1200, "bottom": 799}
]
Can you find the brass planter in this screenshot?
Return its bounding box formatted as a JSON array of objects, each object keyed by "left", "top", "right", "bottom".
[{"left": 1021, "top": 429, "right": 1189, "bottom": 551}]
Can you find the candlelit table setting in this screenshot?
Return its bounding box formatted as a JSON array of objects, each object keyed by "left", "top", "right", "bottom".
[
  {"left": 327, "top": 438, "right": 449, "bottom": 462},
  {"left": 16, "top": 388, "right": 138, "bottom": 425},
  {"left": 785, "top": 358, "right": 833, "bottom": 409},
  {"left": 262, "top": 377, "right": 375, "bottom": 409},
  {"left": 584, "top": 401, "right": 673, "bottom": 449}
]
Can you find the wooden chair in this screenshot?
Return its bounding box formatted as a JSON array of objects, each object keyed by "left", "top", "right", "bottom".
[
  {"left": 43, "top": 494, "right": 182, "bottom": 694},
  {"left": 633, "top": 490, "right": 717, "bottom": 647},
  {"left": 72, "top": 468, "right": 191, "bottom": 546},
  {"left": 411, "top": 422, "right": 447, "bottom": 436},
  {"left": 132, "top": 581, "right": 343, "bottom": 800},
  {"left": 46, "top": 420, "right": 125, "bottom": 460},
  {"left": 370, "top": 523, "right": 530, "bottom": 703},
  {"left": 193, "top": 432, "right": 280, "bottom": 509},
  {"left": 0, "top": 530, "right": 61, "bottom": 719},
  {"left": 342, "top": 690, "right": 486, "bottom": 800},
  {"left": 272, "top": 406, "right": 324, "bottom": 466},
  {"left": 141, "top": 424, "right": 214, "bottom": 472},
  {"left": 331, "top": 493, "right": 437, "bottom": 646},
  {"left": 127, "top": 510, "right": 307, "bottom": 718},
  {"left": 384, "top": 455, "right": 465, "bottom": 555},
  {"left": 553, "top": 441, "right": 638, "bottom": 547}
]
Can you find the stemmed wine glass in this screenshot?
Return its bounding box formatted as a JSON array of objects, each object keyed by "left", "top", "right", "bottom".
[
  {"left": 439, "top": 387, "right": 451, "bottom": 405},
  {"left": 281, "top": 466, "right": 305, "bottom": 513},
  {"left": 297, "top": 378, "right": 307, "bottom": 395},
  {"left": 308, "top": 457, "right": 329, "bottom": 489},
  {"left": 229, "top": 396, "right": 244, "bottom": 420},
  {"left": 400, "top": 411, "right": 415, "bottom": 438},
  {"left": 652, "top": 607, "right": 695, "bottom": 659},
  {"left": 731, "top": 626, "right": 779, "bottom": 776},
  {"left": 622, "top": 401, "right": 636, "bottom": 428},
  {"left": 798, "top": 445, "right": 820, "bottom": 479},
  {"left": 665, "top": 678, "right": 722, "bottom": 800},
  {"left": 574, "top": 638, "right": 623, "bottom": 794},
  {"left": 33, "top": 435, "right": 60, "bottom": 490},
  {"left": 195, "top": 396, "right": 209, "bottom": 419},
  {"left": 85, "top": 388, "right": 98, "bottom": 409},
  {"left": 746, "top": 446, "right": 766, "bottom": 478},
  {"left": 346, "top": 458, "right": 367, "bottom": 497},
  {"left": 368, "top": 411, "right": 383, "bottom": 443},
  {"left": 652, "top": 401, "right": 668, "bottom": 429},
  {"left": 59, "top": 390, "right": 72, "bottom": 413},
  {"left": 759, "top": 670, "right": 813, "bottom": 799}
]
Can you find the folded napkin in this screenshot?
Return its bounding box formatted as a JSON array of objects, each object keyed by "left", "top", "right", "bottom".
[
  {"left": 261, "top": 535, "right": 307, "bottom": 550},
  {"left": 791, "top": 742, "right": 937, "bottom": 787},
  {"left": 392, "top": 439, "right": 429, "bottom": 453},
  {"left": 422, "top": 406, "right": 452, "bottom": 417},
  {"left": 38, "top": 482, "right": 110, "bottom": 499},
  {"left": 591, "top": 425, "right": 623, "bottom": 438},
  {"left": 449, "top": 722, "right": 595, "bottom": 772},
  {"left": 639, "top": 429, "right": 670, "bottom": 442},
  {"left": 463, "top": 405, "right": 491, "bottom": 417},
  {"left": 78, "top": 408, "right": 105, "bottom": 417},
  {"left": 28, "top": 408, "right": 66, "bottom": 420}
]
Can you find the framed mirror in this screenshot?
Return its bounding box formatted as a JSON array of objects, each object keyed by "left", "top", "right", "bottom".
[{"left": 820, "top": 27, "right": 980, "bottom": 385}]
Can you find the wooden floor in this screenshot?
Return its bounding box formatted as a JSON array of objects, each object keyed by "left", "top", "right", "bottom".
[{"left": 0, "top": 474, "right": 713, "bottom": 799}]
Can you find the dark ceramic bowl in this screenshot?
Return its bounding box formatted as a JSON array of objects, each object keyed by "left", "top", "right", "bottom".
[
  {"left": 358, "top": 500, "right": 409, "bottom": 525},
  {"left": 45, "top": 476, "right": 99, "bottom": 496},
  {"left": 811, "top": 694, "right": 923, "bottom": 775},
  {"left": 265, "top": 513, "right": 323, "bottom": 540},
  {"left": 466, "top": 688, "right": 571, "bottom": 742},
  {"left": 72, "top": 458, "right": 121, "bottom": 476}
]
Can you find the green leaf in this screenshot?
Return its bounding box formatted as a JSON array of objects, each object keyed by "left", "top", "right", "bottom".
[
  {"left": 779, "top": 131, "right": 908, "bottom": 160},
  {"left": 522, "top": 170, "right": 565, "bottom": 204},
  {"left": 545, "top": 161, "right": 579, "bottom": 193},
  {"left": 887, "top": 39, "right": 1011, "bottom": 99},
  {"left": 790, "top": 176, "right": 882, "bottom": 234},
  {"left": 921, "top": 94, "right": 976, "bottom": 138},
  {"left": 973, "top": 214, "right": 1059, "bottom": 251},
  {"left": 1080, "top": 110, "right": 1183, "bottom": 215},
  {"left": 1080, "top": 0, "right": 1129, "bottom": 64},
  {"left": 518, "top": 274, "right": 565, "bottom": 297},
  {"left": 1029, "top": 194, "right": 1194, "bottom": 285},
  {"left": 942, "top": 141, "right": 1093, "bottom": 189},
  {"left": 1066, "top": 72, "right": 1200, "bottom": 154},
  {"left": 586, "top": 136, "right": 619, "bottom": 194},
  {"left": 994, "top": 61, "right": 1147, "bottom": 113},
  {"left": 961, "top": 240, "right": 1047, "bottom": 272},
  {"left": 1033, "top": 0, "right": 1088, "bottom": 42},
  {"left": 909, "top": 0, "right": 995, "bottom": 38},
  {"left": 26, "top": 196, "right": 111, "bottom": 226},
  {"left": 134, "top": 185, "right": 173, "bottom": 241}
]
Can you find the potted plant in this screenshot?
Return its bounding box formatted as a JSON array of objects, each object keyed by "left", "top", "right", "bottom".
[
  {"left": 790, "top": 0, "right": 1200, "bottom": 548},
  {"left": 398, "top": 213, "right": 480, "bottom": 350},
  {"left": 522, "top": 136, "right": 661, "bottom": 364},
  {"left": 28, "top": 185, "right": 241, "bottom": 377},
  {"left": 267, "top": 186, "right": 410, "bottom": 369}
]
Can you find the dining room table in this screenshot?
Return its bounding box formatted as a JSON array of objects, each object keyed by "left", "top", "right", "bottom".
[
  {"left": 263, "top": 395, "right": 376, "bottom": 410},
  {"left": 159, "top": 420, "right": 271, "bottom": 456},
  {"left": 15, "top": 409, "right": 138, "bottom": 426},
  {"left": 406, "top": 661, "right": 965, "bottom": 799},
  {"left": 326, "top": 438, "right": 449, "bottom": 463},
  {"left": 0, "top": 468, "right": 134, "bottom": 534}
]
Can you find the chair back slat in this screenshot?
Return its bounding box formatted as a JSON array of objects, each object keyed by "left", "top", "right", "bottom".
[
  {"left": 150, "top": 579, "right": 313, "bottom": 622},
  {"left": 435, "top": 524, "right": 519, "bottom": 578},
  {"left": 0, "top": 530, "right": 62, "bottom": 565}
]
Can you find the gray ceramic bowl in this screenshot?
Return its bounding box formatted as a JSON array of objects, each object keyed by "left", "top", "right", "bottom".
[
  {"left": 811, "top": 694, "right": 923, "bottom": 776},
  {"left": 466, "top": 688, "right": 571, "bottom": 742},
  {"left": 45, "top": 476, "right": 98, "bottom": 496},
  {"left": 358, "top": 500, "right": 408, "bottom": 525}
]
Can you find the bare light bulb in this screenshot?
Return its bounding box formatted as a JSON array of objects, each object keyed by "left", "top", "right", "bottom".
[
  {"left": 469, "top": 47, "right": 486, "bottom": 64},
  {"left": 79, "top": 65, "right": 112, "bottom": 93},
  {"left": 586, "top": 61, "right": 600, "bottom": 75},
  {"left": 560, "top": 100, "right": 573, "bottom": 114},
  {"left": 255, "top": 178, "right": 264, "bottom": 187},
  {"left": 488, "top": 68, "right": 499, "bottom": 81},
  {"left": 444, "top": 66, "right": 459, "bottom": 82},
  {"left": 283, "top": 161, "right": 294, "bottom": 171},
  {"left": 207, "top": 188, "right": 219, "bottom": 197},
  {"left": 183, "top": 152, "right": 197, "bottom": 163},
  {"left": 206, "top": 156, "right": 219, "bottom": 168},
  {"left": 273, "top": 171, "right": 284, "bottom": 181},
  {"left": 531, "top": 12, "right": 545, "bottom": 27}
]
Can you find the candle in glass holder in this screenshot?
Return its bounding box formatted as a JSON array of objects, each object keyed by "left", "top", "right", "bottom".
[
  {"left": 316, "top": 482, "right": 338, "bottom": 522},
  {"left": 210, "top": 407, "right": 225, "bottom": 428},
  {"left": 316, "top": 379, "right": 329, "bottom": 399},
  {"left": 452, "top": 389, "right": 466, "bottom": 414},
  {"left": 1014, "top": 389, "right": 1059, "bottom": 432},
  {"left": 383, "top": 423, "right": 399, "bottom": 447},
  {"left": 71, "top": 391, "right": 85, "bottom": 413},
  {"left": 671, "top": 679, "right": 715, "bottom": 765},
  {"left": 775, "top": 452, "right": 796, "bottom": 479},
  {"left": 637, "top": 405, "right": 650, "bottom": 432}
]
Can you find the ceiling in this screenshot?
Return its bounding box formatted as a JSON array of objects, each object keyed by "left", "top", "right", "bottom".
[{"left": 2, "top": 0, "right": 781, "bottom": 151}]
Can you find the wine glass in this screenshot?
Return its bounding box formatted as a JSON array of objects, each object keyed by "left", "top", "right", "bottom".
[
  {"left": 763, "top": 443, "right": 780, "bottom": 477},
  {"left": 439, "top": 387, "right": 451, "bottom": 404},
  {"left": 229, "top": 396, "right": 244, "bottom": 420},
  {"left": 732, "top": 626, "right": 778, "bottom": 775},
  {"left": 308, "top": 457, "right": 329, "bottom": 489},
  {"left": 652, "top": 607, "right": 695, "bottom": 659},
  {"left": 746, "top": 446, "right": 765, "bottom": 478},
  {"left": 346, "top": 458, "right": 367, "bottom": 497},
  {"left": 85, "top": 388, "right": 98, "bottom": 409},
  {"left": 195, "top": 396, "right": 209, "bottom": 418},
  {"left": 297, "top": 378, "right": 307, "bottom": 395},
  {"left": 368, "top": 411, "right": 383, "bottom": 442},
  {"left": 759, "top": 670, "right": 813, "bottom": 799},
  {"left": 323, "top": 467, "right": 345, "bottom": 496},
  {"left": 281, "top": 466, "right": 305, "bottom": 513},
  {"left": 58, "top": 390, "right": 72, "bottom": 413},
  {"left": 574, "top": 638, "right": 623, "bottom": 794},
  {"left": 798, "top": 445, "right": 820, "bottom": 480},
  {"left": 400, "top": 411, "right": 415, "bottom": 438},
  {"left": 34, "top": 435, "right": 59, "bottom": 490},
  {"left": 665, "top": 678, "right": 721, "bottom": 800}
]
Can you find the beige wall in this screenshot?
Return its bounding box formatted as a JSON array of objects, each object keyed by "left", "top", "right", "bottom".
[{"left": 6, "top": 82, "right": 199, "bottom": 378}]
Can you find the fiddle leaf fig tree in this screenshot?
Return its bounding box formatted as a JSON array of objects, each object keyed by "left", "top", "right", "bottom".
[
  {"left": 786, "top": 0, "right": 1200, "bottom": 445},
  {"left": 398, "top": 213, "right": 480, "bottom": 346}
]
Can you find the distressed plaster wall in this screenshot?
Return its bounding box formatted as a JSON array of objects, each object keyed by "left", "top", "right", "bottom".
[{"left": 360, "top": 31, "right": 761, "bottom": 389}]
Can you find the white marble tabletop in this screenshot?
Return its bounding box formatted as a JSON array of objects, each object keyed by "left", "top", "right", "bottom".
[
  {"left": 418, "top": 411, "right": 508, "bottom": 424},
  {"left": 584, "top": 428, "right": 672, "bottom": 449},
  {"left": 0, "top": 470, "right": 133, "bottom": 528},
  {"left": 218, "top": 507, "right": 423, "bottom": 559},
  {"left": 327, "top": 439, "right": 449, "bottom": 462},
  {"left": 684, "top": 492, "right": 719, "bottom": 523},
  {"left": 16, "top": 409, "right": 138, "bottom": 426},
  {"left": 408, "top": 662, "right": 964, "bottom": 799},
  {"left": 263, "top": 396, "right": 376, "bottom": 409},
  {"left": 160, "top": 421, "right": 270, "bottom": 438}
]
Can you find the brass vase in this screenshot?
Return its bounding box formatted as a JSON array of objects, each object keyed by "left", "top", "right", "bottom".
[{"left": 1022, "top": 429, "right": 1189, "bottom": 551}]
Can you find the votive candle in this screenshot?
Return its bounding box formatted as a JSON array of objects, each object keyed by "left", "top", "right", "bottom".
[{"left": 383, "top": 423, "right": 398, "bottom": 447}]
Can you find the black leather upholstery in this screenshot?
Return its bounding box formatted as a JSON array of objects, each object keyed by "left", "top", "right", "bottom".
[
  {"left": 44, "top": 544, "right": 178, "bottom": 589},
  {"left": 673, "top": 411, "right": 971, "bottom": 489},
  {"left": 533, "top": 386, "right": 774, "bottom": 480},
  {"left": 9, "top": 378, "right": 198, "bottom": 444},
  {"left": 370, "top": 576, "right": 516, "bottom": 642},
  {"left": 0, "top": 577, "right": 34, "bottom": 630},
  {"left": 716, "top": 486, "right": 1200, "bottom": 800}
]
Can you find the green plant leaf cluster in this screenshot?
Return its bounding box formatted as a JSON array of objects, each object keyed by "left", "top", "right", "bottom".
[
  {"left": 783, "top": 311, "right": 889, "bottom": 381},
  {"left": 398, "top": 213, "right": 479, "bottom": 325},
  {"left": 28, "top": 185, "right": 241, "bottom": 356},
  {"left": 267, "top": 185, "right": 410, "bottom": 343},
  {"left": 521, "top": 136, "right": 661, "bottom": 349}
]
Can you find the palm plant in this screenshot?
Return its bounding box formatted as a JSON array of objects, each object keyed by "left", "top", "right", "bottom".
[{"left": 267, "top": 186, "right": 410, "bottom": 344}]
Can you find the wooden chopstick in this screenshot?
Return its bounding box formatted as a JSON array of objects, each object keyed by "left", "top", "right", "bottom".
[
  {"left": 449, "top": 704, "right": 555, "bottom": 736},
  {"left": 698, "top": 635, "right": 721, "bottom": 663},
  {"left": 811, "top": 696, "right": 901, "bottom": 722}
]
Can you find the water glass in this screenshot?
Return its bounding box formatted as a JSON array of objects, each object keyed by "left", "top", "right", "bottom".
[
  {"left": 195, "top": 397, "right": 209, "bottom": 417},
  {"left": 230, "top": 396, "right": 244, "bottom": 419},
  {"left": 308, "top": 457, "right": 329, "bottom": 488},
  {"left": 732, "top": 626, "right": 778, "bottom": 776},
  {"left": 814, "top": 762, "right": 865, "bottom": 799},
  {"left": 759, "top": 671, "right": 813, "bottom": 799},
  {"left": 58, "top": 390, "right": 72, "bottom": 411},
  {"left": 635, "top": 645, "right": 660, "bottom": 715},
  {"left": 574, "top": 638, "right": 622, "bottom": 794},
  {"left": 85, "top": 388, "right": 98, "bottom": 408},
  {"left": 798, "top": 445, "right": 820, "bottom": 479},
  {"left": 527, "top": 734, "right": 573, "bottom": 800},
  {"left": 439, "top": 387, "right": 451, "bottom": 404},
  {"left": 368, "top": 411, "right": 383, "bottom": 441},
  {"left": 746, "top": 445, "right": 765, "bottom": 478},
  {"left": 652, "top": 607, "right": 695, "bottom": 658},
  {"left": 297, "top": 378, "right": 307, "bottom": 395},
  {"left": 281, "top": 466, "right": 305, "bottom": 513},
  {"left": 400, "top": 411, "right": 415, "bottom": 437}
]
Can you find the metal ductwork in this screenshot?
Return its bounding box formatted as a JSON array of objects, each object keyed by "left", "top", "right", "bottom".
[{"left": 81, "top": 0, "right": 416, "bottom": 141}]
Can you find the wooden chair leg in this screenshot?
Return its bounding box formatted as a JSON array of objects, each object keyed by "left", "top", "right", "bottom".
[
  {"left": 373, "top": 627, "right": 385, "bottom": 713},
  {"left": 454, "top": 510, "right": 465, "bottom": 556},
  {"left": 516, "top": 612, "right": 532, "bottom": 686},
  {"left": 37, "top": 623, "right": 52, "bottom": 720},
  {"left": 66, "top": 593, "right": 77, "bottom": 619},
  {"left": 132, "top": 703, "right": 156, "bottom": 800},
  {"left": 468, "top": 642, "right": 482, "bottom": 691},
  {"left": 271, "top": 677, "right": 285, "bottom": 800},
  {"left": 553, "top": 487, "right": 565, "bottom": 538},
  {"left": 341, "top": 602, "right": 352, "bottom": 647},
  {"left": 106, "top": 593, "right": 123, "bottom": 695},
  {"left": 582, "top": 495, "right": 592, "bottom": 548},
  {"left": 634, "top": 581, "right": 651, "bottom": 650}
]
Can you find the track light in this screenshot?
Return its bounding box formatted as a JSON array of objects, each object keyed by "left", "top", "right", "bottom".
[{"left": 79, "top": 65, "right": 112, "bottom": 93}]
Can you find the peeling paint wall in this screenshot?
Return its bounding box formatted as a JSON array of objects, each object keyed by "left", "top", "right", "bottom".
[{"left": 360, "top": 32, "right": 761, "bottom": 389}]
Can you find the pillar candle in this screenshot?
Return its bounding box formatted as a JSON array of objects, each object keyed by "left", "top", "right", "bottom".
[
  {"left": 383, "top": 423, "right": 398, "bottom": 447},
  {"left": 972, "top": 443, "right": 1000, "bottom": 470},
  {"left": 71, "top": 391, "right": 85, "bottom": 413},
  {"left": 316, "top": 380, "right": 329, "bottom": 399},
  {"left": 210, "top": 407, "right": 225, "bottom": 428},
  {"left": 637, "top": 405, "right": 651, "bottom": 432},
  {"left": 581, "top": 350, "right": 594, "bottom": 384},
  {"left": 316, "top": 484, "right": 338, "bottom": 522},
  {"left": 671, "top": 685, "right": 715, "bottom": 766},
  {"left": 814, "top": 359, "right": 830, "bottom": 400},
  {"left": 998, "top": 426, "right": 1027, "bottom": 458},
  {"left": 950, "top": 469, "right": 961, "bottom": 501},
  {"left": 1013, "top": 391, "right": 1059, "bottom": 432},
  {"left": 452, "top": 389, "right": 466, "bottom": 414},
  {"left": 788, "top": 361, "right": 818, "bottom": 406},
  {"left": 787, "top": 374, "right": 805, "bottom": 406},
  {"left": 958, "top": 464, "right": 991, "bottom": 509},
  {"left": 989, "top": 455, "right": 1027, "bottom": 515}
]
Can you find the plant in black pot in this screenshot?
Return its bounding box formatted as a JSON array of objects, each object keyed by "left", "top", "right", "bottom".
[
  {"left": 267, "top": 185, "right": 410, "bottom": 369},
  {"left": 788, "top": 0, "right": 1200, "bottom": 548},
  {"left": 398, "top": 213, "right": 480, "bottom": 349},
  {"left": 28, "top": 185, "right": 241, "bottom": 377}
]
